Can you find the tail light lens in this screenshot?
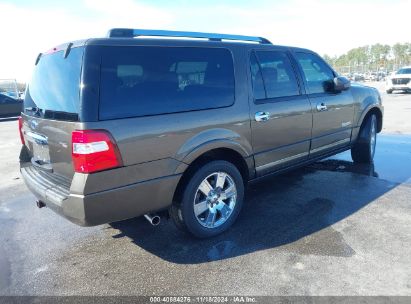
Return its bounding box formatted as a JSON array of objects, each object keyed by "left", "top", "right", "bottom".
[
  {"left": 18, "top": 116, "right": 25, "bottom": 145},
  {"left": 72, "top": 130, "right": 123, "bottom": 173}
]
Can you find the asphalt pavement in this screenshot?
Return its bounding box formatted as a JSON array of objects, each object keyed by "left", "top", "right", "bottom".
[{"left": 0, "top": 86, "right": 410, "bottom": 296}]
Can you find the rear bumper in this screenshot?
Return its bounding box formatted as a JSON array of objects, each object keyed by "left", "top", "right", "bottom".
[{"left": 20, "top": 163, "right": 181, "bottom": 226}]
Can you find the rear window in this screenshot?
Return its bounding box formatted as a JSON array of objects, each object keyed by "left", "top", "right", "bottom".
[
  {"left": 99, "top": 46, "right": 235, "bottom": 120},
  {"left": 24, "top": 47, "right": 84, "bottom": 120}
]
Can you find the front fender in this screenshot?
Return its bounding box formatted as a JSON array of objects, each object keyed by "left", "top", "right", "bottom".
[
  {"left": 358, "top": 103, "right": 383, "bottom": 130},
  {"left": 352, "top": 92, "right": 384, "bottom": 140},
  {"left": 351, "top": 85, "right": 383, "bottom": 137}
]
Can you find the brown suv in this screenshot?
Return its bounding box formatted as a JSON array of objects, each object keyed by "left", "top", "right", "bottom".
[{"left": 19, "top": 29, "right": 383, "bottom": 238}]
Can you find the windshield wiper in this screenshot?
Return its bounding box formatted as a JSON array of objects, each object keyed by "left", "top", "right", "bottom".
[{"left": 24, "top": 106, "right": 43, "bottom": 117}]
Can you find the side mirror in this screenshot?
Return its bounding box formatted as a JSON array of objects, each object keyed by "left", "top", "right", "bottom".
[{"left": 334, "top": 76, "right": 351, "bottom": 91}]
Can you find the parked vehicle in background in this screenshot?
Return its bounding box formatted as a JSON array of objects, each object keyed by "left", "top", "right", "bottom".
[
  {"left": 0, "top": 79, "right": 23, "bottom": 117},
  {"left": 19, "top": 29, "right": 383, "bottom": 238},
  {"left": 386, "top": 66, "right": 411, "bottom": 94},
  {"left": 376, "top": 71, "right": 386, "bottom": 81},
  {"left": 364, "top": 72, "right": 380, "bottom": 82},
  {"left": 352, "top": 73, "right": 365, "bottom": 82}
]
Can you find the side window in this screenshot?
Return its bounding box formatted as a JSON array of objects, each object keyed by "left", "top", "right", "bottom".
[
  {"left": 170, "top": 61, "right": 208, "bottom": 90},
  {"left": 250, "top": 53, "right": 266, "bottom": 100},
  {"left": 99, "top": 47, "right": 235, "bottom": 120},
  {"left": 256, "top": 51, "right": 300, "bottom": 99},
  {"left": 295, "top": 52, "right": 335, "bottom": 94},
  {"left": 116, "top": 65, "right": 144, "bottom": 88}
]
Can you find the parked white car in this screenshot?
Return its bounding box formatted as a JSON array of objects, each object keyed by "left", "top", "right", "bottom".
[{"left": 386, "top": 66, "right": 411, "bottom": 94}]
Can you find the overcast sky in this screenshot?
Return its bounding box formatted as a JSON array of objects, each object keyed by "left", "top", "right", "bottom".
[{"left": 1, "top": 0, "right": 410, "bottom": 81}]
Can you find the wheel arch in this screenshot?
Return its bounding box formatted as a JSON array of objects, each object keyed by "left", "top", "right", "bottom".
[
  {"left": 172, "top": 146, "right": 254, "bottom": 203},
  {"left": 359, "top": 106, "right": 383, "bottom": 133}
]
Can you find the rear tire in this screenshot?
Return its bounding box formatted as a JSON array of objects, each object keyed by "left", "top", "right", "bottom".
[
  {"left": 386, "top": 89, "right": 393, "bottom": 94},
  {"left": 351, "top": 114, "right": 377, "bottom": 164},
  {"left": 170, "top": 160, "right": 244, "bottom": 238}
]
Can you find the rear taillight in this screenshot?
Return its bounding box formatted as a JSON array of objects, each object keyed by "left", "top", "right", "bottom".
[
  {"left": 71, "top": 130, "right": 123, "bottom": 173},
  {"left": 18, "top": 116, "right": 25, "bottom": 145}
]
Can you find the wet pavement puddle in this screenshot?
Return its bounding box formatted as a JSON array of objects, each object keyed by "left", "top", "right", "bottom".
[{"left": 314, "top": 134, "right": 411, "bottom": 184}]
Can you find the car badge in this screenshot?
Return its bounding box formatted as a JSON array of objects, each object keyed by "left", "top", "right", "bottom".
[{"left": 30, "top": 120, "right": 38, "bottom": 130}]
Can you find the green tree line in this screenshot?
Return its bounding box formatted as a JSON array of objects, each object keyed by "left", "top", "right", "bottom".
[{"left": 323, "top": 42, "right": 411, "bottom": 72}]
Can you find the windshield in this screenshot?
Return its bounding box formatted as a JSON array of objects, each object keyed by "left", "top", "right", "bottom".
[
  {"left": 397, "top": 68, "right": 411, "bottom": 75},
  {"left": 24, "top": 46, "right": 84, "bottom": 120}
]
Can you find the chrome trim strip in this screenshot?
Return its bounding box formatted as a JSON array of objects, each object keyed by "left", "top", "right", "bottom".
[
  {"left": 25, "top": 131, "right": 48, "bottom": 145},
  {"left": 310, "top": 138, "right": 350, "bottom": 154},
  {"left": 256, "top": 152, "right": 309, "bottom": 172}
]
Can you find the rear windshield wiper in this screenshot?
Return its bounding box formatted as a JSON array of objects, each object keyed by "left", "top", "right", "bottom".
[{"left": 24, "top": 106, "right": 43, "bottom": 117}]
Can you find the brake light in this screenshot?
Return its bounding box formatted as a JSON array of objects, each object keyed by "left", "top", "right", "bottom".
[
  {"left": 72, "top": 130, "right": 122, "bottom": 173},
  {"left": 18, "top": 117, "right": 25, "bottom": 145}
]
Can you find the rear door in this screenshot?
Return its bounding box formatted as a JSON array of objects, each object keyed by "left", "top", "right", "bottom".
[
  {"left": 249, "top": 49, "right": 313, "bottom": 176},
  {"left": 22, "top": 45, "right": 85, "bottom": 179},
  {"left": 293, "top": 52, "right": 354, "bottom": 156}
]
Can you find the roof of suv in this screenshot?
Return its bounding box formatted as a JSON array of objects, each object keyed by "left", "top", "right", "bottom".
[{"left": 45, "top": 28, "right": 314, "bottom": 54}]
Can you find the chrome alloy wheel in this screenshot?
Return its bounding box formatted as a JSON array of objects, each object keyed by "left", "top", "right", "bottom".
[
  {"left": 370, "top": 117, "right": 377, "bottom": 158},
  {"left": 193, "top": 172, "right": 237, "bottom": 228}
]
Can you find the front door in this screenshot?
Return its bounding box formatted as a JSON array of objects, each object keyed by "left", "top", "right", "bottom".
[
  {"left": 293, "top": 52, "right": 354, "bottom": 156},
  {"left": 249, "top": 50, "right": 313, "bottom": 176}
]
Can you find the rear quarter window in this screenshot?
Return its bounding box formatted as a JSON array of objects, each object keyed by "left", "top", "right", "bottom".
[{"left": 99, "top": 46, "right": 235, "bottom": 120}]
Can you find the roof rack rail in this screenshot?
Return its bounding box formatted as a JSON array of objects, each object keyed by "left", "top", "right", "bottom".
[{"left": 107, "top": 28, "right": 271, "bottom": 44}]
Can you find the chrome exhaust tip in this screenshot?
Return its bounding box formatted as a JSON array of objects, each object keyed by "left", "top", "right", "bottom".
[{"left": 144, "top": 213, "right": 161, "bottom": 226}]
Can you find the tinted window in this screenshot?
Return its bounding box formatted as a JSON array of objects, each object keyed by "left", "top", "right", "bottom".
[
  {"left": 397, "top": 68, "right": 411, "bottom": 74},
  {"left": 250, "top": 53, "right": 266, "bottom": 100},
  {"left": 256, "top": 51, "right": 299, "bottom": 99},
  {"left": 99, "top": 46, "right": 235, "bottom": 120},
  {"left": 295, "top": 52, "right": 334, "bottom": 94},
  {"left": 24, "top": 47, "right": 84, "bottom": 117},
  {"left": 0, "top": 93, "right": 15, "bottom": 104}
]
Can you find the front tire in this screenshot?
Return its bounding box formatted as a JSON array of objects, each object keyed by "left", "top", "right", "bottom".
[
  {"left": 351, "top": 114, "right": 377, "bottom": 163},
  {"left": 170, "top": 160, "right": 244, "bottom": 238},
  {"left": 386, "top": 89, "right": 393, "bottom": 94}
]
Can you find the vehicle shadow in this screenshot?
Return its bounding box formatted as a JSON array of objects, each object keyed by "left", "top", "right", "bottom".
[{"left": 110, "top": 159, "right": 397, "bottom": 264}]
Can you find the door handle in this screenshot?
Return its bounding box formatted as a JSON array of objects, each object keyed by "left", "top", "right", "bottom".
[
  {"left": 255, "top": 111, "right": 270, "bottom": 122},
  {"left": 316, "top": 102, "right": 328, "bottom": 111}
]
